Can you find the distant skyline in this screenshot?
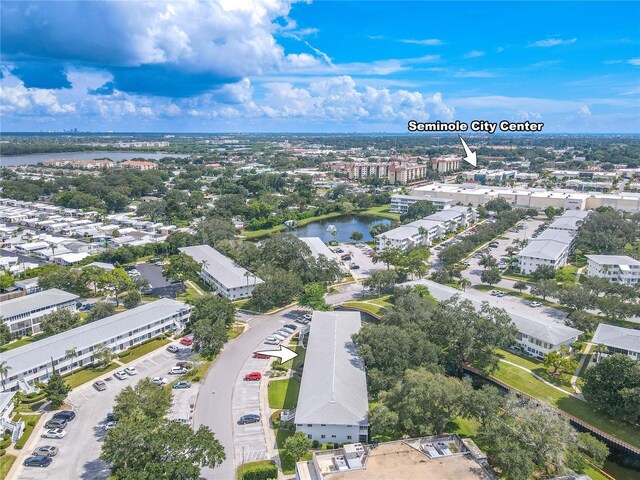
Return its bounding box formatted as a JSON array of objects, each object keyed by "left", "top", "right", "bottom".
[{"left": 1, "top": 1, "right": 639, "bottom": 133}]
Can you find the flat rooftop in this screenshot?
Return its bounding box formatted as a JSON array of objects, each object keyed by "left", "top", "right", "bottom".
[{"left": 324, "top": 442, "right": 490, "bottom": 480}]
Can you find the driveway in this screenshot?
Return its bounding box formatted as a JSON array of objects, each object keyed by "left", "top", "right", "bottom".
[
  {"left": 194, "top": 309, "right": 300, "bottom": 480},
  {"left": 335, "top": 243, "right": 376, "bottom": 280},
  {"left": 16, "top": 342, "right": 196, "bottom": 480}
]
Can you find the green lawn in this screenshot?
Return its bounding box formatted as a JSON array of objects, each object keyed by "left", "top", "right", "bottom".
[
  {"left": 63, "top": 362, "right": 118, "bottom": 389},
  {"left": 0, "top": 455, "right": 16, "bottom": 480},
  {"left": 340, "top": 301, "right": 385, "bottom": 316},
  {"left": 360, "top": 205, "right": 401, "bottom": 221},
  {"left": 227, "top": 323, "right": 245, "bottom": 340},
  {"left": 274, "top": 427, "right": 312, "bottom": 474},
  {"left": 268, "top": 377, "right": 301, "bottom": 410},
  {"left": 14, "top": 414, "right": 41, "bottom": 449},
  {"left": 118, "top": 337, "right": 171, "bottom": 364},
  {"left": 1, "top": 334, "right": 45, "bottom": 352},
  {"left": 279, "top": 344, "right": 306, "bottom": 372},
  {"left": 497, "top": 350, "right": 574, "bottom": 393},
  {"left": 492, "top": 361, "right": 640, "bottom": 448}
]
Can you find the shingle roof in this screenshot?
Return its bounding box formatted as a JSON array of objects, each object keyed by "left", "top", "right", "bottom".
[
  {"left": 2, "top": 299, "right": 190, "bottom": 375},
  {"left": 0, "top": 288, "right": 79, "bottom": 319},
  {"left": 179, "top": 245, "right": 262, "bottom": 289},
  {"left": 592, "top": 323, "right": 640, "bottom": 353},
  {"left": 295, "top": 311, "right": 368, "bottom": 426}
]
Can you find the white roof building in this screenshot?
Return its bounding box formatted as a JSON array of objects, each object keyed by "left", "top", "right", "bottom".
[
  {"left": 295, "top": 310, "right": 369, "bottom": 444},
  {"left": 179, "top": 245, "right": 263, "bottom": 300},
  {"left": 1, "top": 288, "right": 79, "bottom": 336},
  {"left": 592, "top": 323, "right": 640, "bottom": 361},
  {"left": 586, "top": 255, "right": 640, "bottom": 286}
]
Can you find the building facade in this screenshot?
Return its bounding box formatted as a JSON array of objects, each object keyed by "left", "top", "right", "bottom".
[
  {"left": 179, "top": 245, "right": 263, "bottom": 299},
  {"left": 390, "top": 194, "right": 452, "bottom": 213},
  {"left": 585, "top": 255, "right": 640, "bottom": 286},
  {"left": 1, "top": 288, "right": 79, "bottom": 336},
  {"left": 1, "top": 299, "right": 191, "bottom": 392},
  {"left": 592, "top": 323, "right": 640, "bottom": 361},
  {"left": 431, "top": 155, "right": 461, "bottom": 173}
]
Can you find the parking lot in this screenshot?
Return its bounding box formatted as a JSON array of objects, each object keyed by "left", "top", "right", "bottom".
[
  {"left": 334, "top": 243, "right": 377, "bottom": 280},
  {"left": 16, "top": 342, "right": 196, "bottom": 480}
]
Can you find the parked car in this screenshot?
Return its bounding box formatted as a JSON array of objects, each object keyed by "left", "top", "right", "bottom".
[
  {"left": 45, "top": 418, "right": 67, "bottom": 429},
  {"left": 350, "top": 264, "right": 360, "bottom": 270},
  {"left": 32, "top": 446, "right": 59, "bottom": 457},
  {"left": 78, "top": 304, "right": 92, "bottom": 311},
  {"left": 271, "top": 333, "right": 286, "bottom": 341},
  {"left": 176, "top": 361, "right": 192, "bottom": 369},
  {"left": 105, "top": 421, "right": 117, "bottom": 430},
  {"left": 114, "top": 370, "right": 128, "bottom": 381},
  {"left": 280, "top": 326, "right": 296, "bottom": 334},
  {"left": 529, "top": 301, "right": 542, "bottom": 307},
  {"left": 180, "top": 337, "right": 193, "bottom": 346},
  {"left": 166, "top": 344, "right": 179, "bottom": 353},
  {"left": 283, "top": 324, "right": 298, "bottom": 331},
  {"left": 496, "top": 291, "right": 508, "bottom": 298},
  {"left": 173, "top": 418, "right": 190, "bottom": 425},
  {"left": 253, "top": 352, "right": 270, "bottom": 359},
  {"left": 152, "top": 377, "right": 169, "bottom": 386},
  {"left": 244, "top": 372, "right": 262, "bottom": 381},
  {"left": 124, "top": 367, "right": 138, "bottom": 376},
  {"left": 335, "top": 248, "right": 344, "bottom": 253},
  {"left": 23, "top": 455, "right": 52, "bottom": 468},
  {"left": 264, "top": 337, "right": 280, "bottom": 345},
  {"left": 341, "top": 256, "right": 352, "bottom": 261},
  {"left": 53, "top": 411, "right": 75, "bottom": 422},
  {"left": 106, "top": 412, "right": 116, "bottom": 422},
  {"left": 238, "top": 414, "right": 261, "bottom": 425},
  {"left": 173, "top": 381, "right": 192, "bottom": 389},
  {"left": 303, "top": 314, "right": 312, "bottom": 320},
  {"left": 275, "top": 330, "right": 290, "bottom": 337},
  {"left": 92, "top": 380, "right": 107, "bottom": 391},
  {"left": 42, "top": 429, "right": 66, "bottom": 439},
  {"left": 490, "top": 290, "right": 499, "bottom": 296},
  {"left": 169, "top": 367, "right": 188, "bottom": 375}
]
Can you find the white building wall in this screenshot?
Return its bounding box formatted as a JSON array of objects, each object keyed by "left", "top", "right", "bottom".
[{"left": 296, "top": 423, "right": 368, "bottom": 444}]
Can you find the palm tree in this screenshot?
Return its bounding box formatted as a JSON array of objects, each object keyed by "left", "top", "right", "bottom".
[
  {"left": 0, "top": 361, "right": 11, "bottom": 392},
  {"left": 244, "top": 271, "right": 251, "bottom": 287},
  {"left": 65, "top": 348, "right": 78, "bottom": 379},
  {"left": 459, "top": 278, "right": 471, "bottom": 292}
]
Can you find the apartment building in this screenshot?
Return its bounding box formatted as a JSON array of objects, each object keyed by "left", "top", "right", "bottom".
[
  {"left": 592, "top": 324, "right": 640, "bottom": 361},
  {"left": 348, "top": 160, "right": 429, "bottom": 185},
  {"left": 179, "top": 245, "right": 263, "bottom": 299},
  {"left": 585, "top": 255, "right": 640, "bottom": 286},
  {"left": 431, "top": 155, "right": 461, "bottom": 173},
  {"left": 295, "top": 311, "right": 369, "bottom": 444},
  {"left": 1, "top": 288, "right": 79, "bottom": 336},
  {"left": 1, "top": 299, "right": 191, "bottom": 392},
  {"left": 390, "top": 194, "right": 452, "bottom": 213},
  {"left": 120, "top": 160, "right": 158, "bottom": 170},
  {"left": 547, "top": 210, "right": 589, "bottom": 233}
]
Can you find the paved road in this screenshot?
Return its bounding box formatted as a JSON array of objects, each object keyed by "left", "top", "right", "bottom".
[
  {"left": 16, "top": 342, "right": 196, "bottom": 480},
  {"left": 194, "top": 309, "right": 301, "bottom": 480}
]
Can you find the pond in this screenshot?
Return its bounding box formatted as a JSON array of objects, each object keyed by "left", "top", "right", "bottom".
[
  {"left": 286, "top": 215, "right": 391, "bottom": 243},
  {"left": 1, "top": 151, "right": 190, "bottom": 166}
]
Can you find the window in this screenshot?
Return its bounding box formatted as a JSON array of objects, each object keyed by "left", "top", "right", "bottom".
[
  {"left": 308, "top": 435, "right": 312, "bottom": 440},
  {"left": 332, "top": 435, "right": 336, "bottom": 438},
  {"left": 347, "top": 436, "right": 352, "bottom": 440},
  {"left": 321, "top": 435, "right": 325, "bottom": 439}
]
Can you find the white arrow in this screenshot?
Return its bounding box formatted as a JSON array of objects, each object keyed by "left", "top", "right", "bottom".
[
  {"left": 459, "top": 135, "right": 477, "bottom": 167},
  {"left": 254, "top": 345, "right": 298, "bottom": 363}
]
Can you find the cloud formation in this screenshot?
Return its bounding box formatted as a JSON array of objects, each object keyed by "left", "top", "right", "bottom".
[{"left": 529, "top": 37, "right": 577, "bottom": 47}]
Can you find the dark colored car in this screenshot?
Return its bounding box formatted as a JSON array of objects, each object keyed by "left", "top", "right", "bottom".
[
  {"left": 23, "top": 456, "right": 52, "bottom": 468},
  {"left": 283, "top": 324, "right": 298, "bottom": 330},
  {"left": 33, "top": 446, "right": 59, "bottom": 457},
  {"left": 45, "top": 417, "right": 67, "bottom": 429},
  {"left": 106, "top": 412, "right": 116, "bottom": 422},
  {"left": 173, "top": 381, "right": 192, "bottom": 389},
  {"left": 53, "top": 410, "right": 76, "bottom": 422},
  {"left": 238, "top": 414, "right": 261, "bottom": 425},
  {"left": 93, "top": 380, "right": 107, "bottom": 391}
]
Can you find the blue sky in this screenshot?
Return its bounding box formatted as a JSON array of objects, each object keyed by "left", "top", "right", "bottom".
[{"left": 1, "top": 1, "right": 638, "bottom": 133}]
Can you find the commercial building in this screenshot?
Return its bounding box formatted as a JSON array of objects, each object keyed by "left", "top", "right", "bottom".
[
  {"left": 592, "top": 324, "right": 640, "bottom": 361},
  {"left": 390, "top": 194, "right": 452, "bottom": 213},
  {"left": 1, "top": 288, "right": 79, "bottom": 336},
  {"left": 179, "top": 245, "right": 263, "bottom": 299},
  {"left": 296, "top": 436, "right": 491, "bottom": 480},
  {"left": 462, "top": 169, "right": 517, "bottom": 185},
  {"left": 410, "top": 183, "right": 640, "bottom": 212},
  {"left": 585, "top": 255, "right": 640, "bottom": 286},
  {"left": 295, "top": 311, "right": 369, "bottom": 444},
  {"left": 1, "top": 298, "right": 191, "bottom": 392}
]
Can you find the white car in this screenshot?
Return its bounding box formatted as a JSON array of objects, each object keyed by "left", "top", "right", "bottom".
[
  {"left": 168, "top": 367, "right": 188, "bottom": 375},
  {"left": 280, "top": 327, "right": 296, "bottom": 334},
  {"left": 124, "top": 367, "right": 137, "bottom": 376},
  {"left": 105, "top": 421, "right": 117, "bottom": 430},
  {"left": 271, "top": 333, "right": 286, "bottom": 341},
  {"left": 265, "top": 337, "right": 280, "bottom": 345},
  {"left": 42, "top": 429, "right": 66, "bottom": 439},
  {"left": 529, "top": 301, "right": 542, "bottom": 307},
  {"left": 275, "top": 329, "right": 291, "bottom": 336},
  {"left": 152, "top": 376, "right": 168, "bottom": 386},
  {"left": 114, "top": 371, "right": 128, "bottom": 380},
  {"left": 302, "top": 314, "right": 312, "bottom": 320}
]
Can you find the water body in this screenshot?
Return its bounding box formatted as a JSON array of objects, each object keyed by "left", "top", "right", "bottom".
[
  {"left": 286, "top": 215, "right": 391, "bottom": 243},
  {"left": 1, "top": 151, "right": 190, "bottom": 166}
]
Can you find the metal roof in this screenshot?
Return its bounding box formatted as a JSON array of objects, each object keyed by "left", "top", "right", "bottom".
[
  {"left": 0, "top": 288, "right": 79, "bottom": 319},
  {"left": 585, "top": 255, "right": 640, "bottom": 267},
  {"left": 179, "top": 245, "right": 263, "bottom": 289},
  {"left": 517, "top": 239, "right": 570, "bottom": 261},
  {"left": 592, "top": 323, "right": 640, "bottom": 353},
  {"left": 299, "top": 237, "right": 336, "bottom": 261},
  {"left": 2, "top": 298, "right": 190, "bottom": 375},
  {"left": 295, "top": 311, "right": 368, "bottom": 426}
]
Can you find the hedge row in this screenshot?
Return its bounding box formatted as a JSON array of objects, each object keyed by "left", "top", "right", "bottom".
[{"left": 242, "top": 463, "right": 278, "bottom": 480}]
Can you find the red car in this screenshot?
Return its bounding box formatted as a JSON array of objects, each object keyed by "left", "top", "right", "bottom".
[
  {"left": 253, "top": 353, "right": 270, "bottom": 359},
  {"left": 244, "top": 372, "right": 262, "bottom": 381},
  {"left": 180, "top": 337, "right": 193, "bottom": 346}
]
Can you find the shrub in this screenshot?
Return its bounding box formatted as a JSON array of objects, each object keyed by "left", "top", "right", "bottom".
[
  {"left": 27, "top": 418, "right": 37, "bottom": 427},
  {"left": 26, "top": 392, "right": 37, "bottom": 399},
  {"left": 2, "top": 433, "right": 9, "bottom": 441},
  {"left": 0, "top": 448, "right": 6, "bottom": 456},
  {"left": 242, "top": 462, "right": 278, "bottom": 480},
  {"left": 312, "top": 440, "right": 320, "bottom": 449}
]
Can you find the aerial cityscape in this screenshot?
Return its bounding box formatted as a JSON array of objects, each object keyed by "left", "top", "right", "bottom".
[{"left": 0, "top": 1, "right": 639, "bottom": 480}]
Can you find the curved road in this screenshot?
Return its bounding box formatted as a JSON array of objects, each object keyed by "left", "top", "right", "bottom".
[{"left": 194, "top": 309, "right": 300, "bottom": 479}]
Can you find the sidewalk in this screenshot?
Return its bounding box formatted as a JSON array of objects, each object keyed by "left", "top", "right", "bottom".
[
  {"left": 500, "top": 359, "right": 584, "bottom": 400},
  {"left": 570, "top": 342, "right": 593, "bottom": 397}
]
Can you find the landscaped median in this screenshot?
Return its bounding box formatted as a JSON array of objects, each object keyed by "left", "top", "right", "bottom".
[
  {"left": 63, "top": 362, "right": 119, "bottom": 389},
  {"left": 268, "top": 377, "right": 300, "bottom": 410},
  {"left": 235, "top": 459, "right": 278, "bottom": 480},
  {"left": 0, "top": 454, "right": 17, "bottom": 480},
  {"left": 117, "top": 336, "right": 171, "bottom": 364}
]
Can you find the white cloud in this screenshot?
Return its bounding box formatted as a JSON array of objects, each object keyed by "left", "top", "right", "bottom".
[
  {"left": 0, "top": 68, "right": 76, "bottom": 115},
  {"left": 453, "top": 70, "right": 496, "bottom": 78},
  {"left": 577, "top": 105, "right": 592, "bottom": 117},
  {"left": 628, "top": 58, "right": 640, "bottom": 66},
  {"left": 529, "top": 37, "right": 577, "bottom": 47},
  {"left": 400, "top": 38, "right": 443, "bottom": 46},
  {"left": 464, "top": 50, "right": 485, "bottom": 59}
]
